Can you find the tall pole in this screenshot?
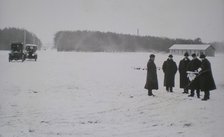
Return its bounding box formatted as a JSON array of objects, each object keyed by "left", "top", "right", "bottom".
[{"left": 23, "top": 29, "right": 26, "bottom": 46}]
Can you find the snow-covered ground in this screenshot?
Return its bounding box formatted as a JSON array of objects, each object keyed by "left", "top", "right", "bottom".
[{"left": 0, "top": 50, "right": 224, "bottom": 137}]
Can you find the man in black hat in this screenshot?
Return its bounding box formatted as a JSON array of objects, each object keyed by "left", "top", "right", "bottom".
[
  {"left": 179, "top": 52, "right": 191, "bottom": 94},
  {"left": 162, "top": 54, "right": 177, "bottom": 92},
  {"left": 198, "top": 54, "right": 216, "bottom": 101},
  {"left": 145, "top": 54, "right": 158, "bottom": 96},
  {"left": 187, "top": 53, "right": 201, "bottom": 98}
]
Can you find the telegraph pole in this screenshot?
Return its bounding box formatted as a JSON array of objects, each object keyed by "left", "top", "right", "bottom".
[{"left": 23, "top": 29, "right": 26, "bottom": 46}]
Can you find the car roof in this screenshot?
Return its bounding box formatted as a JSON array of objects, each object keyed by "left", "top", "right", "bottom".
[
  {"left": 11, "top": 42, "right": 23, "bottom": 45},
  {"left": 25, "top": 44, "right": 38, "bottom": 47}
]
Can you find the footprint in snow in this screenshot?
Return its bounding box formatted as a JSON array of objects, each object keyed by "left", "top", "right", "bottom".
[
  {"left": 80, "top": 120, "right": 99, "bottom": 125},
  {"left": 183, "top": 123, "right": 192, "bottom": 127},
  {"left": 29, "top": 129, "right": 35, "bottom": 133}
]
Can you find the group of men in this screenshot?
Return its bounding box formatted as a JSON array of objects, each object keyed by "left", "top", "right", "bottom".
[{"left": 144, "top": 52, "right": 216, "bottom": 101}]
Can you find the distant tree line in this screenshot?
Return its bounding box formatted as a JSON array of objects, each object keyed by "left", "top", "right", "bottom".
[
  {"left": 0, "top": 27, "right": 42, "bottom": 50},
  {"left": 54, "top": 30, "right": 203, "bottom": 52}
]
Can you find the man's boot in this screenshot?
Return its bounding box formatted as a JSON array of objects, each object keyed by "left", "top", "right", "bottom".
[
  {"left": 148, "top": 90, "right": 153, "bottom": 96},
  {"left": 188, "top": 89, "right": 194, "bottom": 97},
  {"left": 202, "top": 90, "right": 210, "bottom": 101},
  {"left": 170, "top": 87, "right": 173, "bottom": 92},
  {"left": 166, "top": 87, "right": 169, "bottom": 92}
]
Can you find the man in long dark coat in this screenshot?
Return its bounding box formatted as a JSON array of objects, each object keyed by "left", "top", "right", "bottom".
[
  {"left": 179, "top": 52, "right": 191, "bottom": 94},
  {"left": 162, "top": 54, "right": 177, "bottom": 92},
  {"left": 187, "top": 53, "right": 201, "bottom": 98},
  {"left": 198, "top": 54, "right": 216, "bottom": 101},
  {"left": 145, "top": 54, "right": 158, "bottom": 96}
]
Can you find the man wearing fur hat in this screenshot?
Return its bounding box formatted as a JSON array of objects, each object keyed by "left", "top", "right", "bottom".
[
  {"left": 187, "top": 53, "right": 201, "bottom": 98},
  {"left": 162, "top": 54, "right": 177, "bottom": 92},
  {"left": 198, "top": 54, "right": 216, "bottom": 101},
  {"left": 179, "top": 52, "right": 191, "bottom": 94},
  {"left": 145, "top": 54, "right": 158, "bottom": 96}
]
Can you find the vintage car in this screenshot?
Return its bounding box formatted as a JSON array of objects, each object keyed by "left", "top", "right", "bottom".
[
  {"left": 8, "top": 42, "right": 25, "bottom": 62},
  {"left": 24, "top": 44, "right": 38, "bottom": 61}
]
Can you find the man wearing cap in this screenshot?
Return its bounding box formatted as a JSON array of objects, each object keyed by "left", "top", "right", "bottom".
[
  {"left": 187, "top": 53, "right": 201, "bottom": 98},
  {"left": 162, "top": 54, "right": 177, "bottom": 92},
  {"left": 179, "top": 52, "right": 191, "bottom": 94},
  {"left": 144, "top": 54, "right": 158, "bottom": 96},
  {"left": 198, "top": 54, "right": 216, "bottom": 101}
]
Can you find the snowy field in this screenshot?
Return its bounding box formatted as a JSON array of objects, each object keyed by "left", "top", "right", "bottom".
[{"left": 0, "top": 50, "right": 224, "bottom": 137}]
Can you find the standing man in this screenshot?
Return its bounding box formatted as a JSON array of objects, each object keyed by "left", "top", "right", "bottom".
[
  {"left": 162, "top": 54, "right": 177, "bottom": 92},
  {"left": 144, "top": 54, "right": 158, "bottom": 96},
  {"left": 179, "top": 52, "right": 191, "bottom": 94},
  {"left": 198, "top": 54, "right": 216, "bottom": 101},
  {"left": 187, "top": 53, "right": 201, "bottom": 98}
]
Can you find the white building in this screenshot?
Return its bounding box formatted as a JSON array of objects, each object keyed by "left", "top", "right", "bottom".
[{"left": 169, "top": 44, "right": 215, "bottom": 56}]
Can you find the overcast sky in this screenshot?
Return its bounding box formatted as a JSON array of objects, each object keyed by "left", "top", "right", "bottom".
[{"left": 0, "top": 0, "right": 223, "bottom": 44}]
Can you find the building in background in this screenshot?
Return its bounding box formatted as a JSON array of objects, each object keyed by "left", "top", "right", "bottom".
[{"left": 169, "top": 44, "right": 215, "bottom": 57}]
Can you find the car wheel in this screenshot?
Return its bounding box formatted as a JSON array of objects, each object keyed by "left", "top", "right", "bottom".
[
  {"left": 22, "top": 55, "right": 25, "bottom": 62},
  {"left": 35, "top": 55, "right": 37, "bottom": 61}
]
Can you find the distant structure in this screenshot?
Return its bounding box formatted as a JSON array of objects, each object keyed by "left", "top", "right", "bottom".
[{"left": 169, "top": 44, "right": 215, "bottom": 57}]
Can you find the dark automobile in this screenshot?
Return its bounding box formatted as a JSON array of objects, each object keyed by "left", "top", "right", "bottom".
[
  {"left": 9, "top": 42, "right": 25, "bottom": 62},
  {"left": 25, "top": 44, "right": 38, "bottom": 61}
]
